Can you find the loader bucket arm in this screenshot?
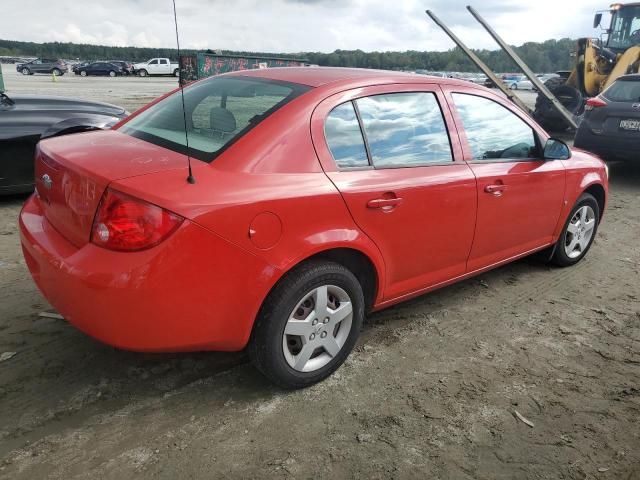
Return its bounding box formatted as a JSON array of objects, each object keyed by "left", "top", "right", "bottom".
[
  {"left": 465, "top": 5, "right": 578, "bottom": 129},
  {"left": 425, "top": 9, "right": 531, "bottom": 115}
]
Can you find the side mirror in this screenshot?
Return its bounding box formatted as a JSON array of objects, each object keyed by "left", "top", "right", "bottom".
[
  {"left": 593, "top": 12, "right": 603, "bottom": 28},
  {"left": 544, "top": 138, "right": 571, "bottom": 160}
]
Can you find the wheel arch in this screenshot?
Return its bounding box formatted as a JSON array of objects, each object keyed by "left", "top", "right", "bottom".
[{"left": 583, "top": 183, "right": 606, "bottom": 221}]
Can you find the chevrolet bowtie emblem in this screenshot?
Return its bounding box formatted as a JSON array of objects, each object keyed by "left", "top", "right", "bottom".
[{"left": 41, "top": 174, "right": 53, "bottom": 190}]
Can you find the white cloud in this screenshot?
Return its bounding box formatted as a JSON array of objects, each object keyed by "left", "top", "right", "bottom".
[{"left": 2, "top": 0, "right": 609, "bottom": 52}]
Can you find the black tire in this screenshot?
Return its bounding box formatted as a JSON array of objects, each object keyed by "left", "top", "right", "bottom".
[
  {"left": 248, "top": 261, "right": 365, "bottom": 389},
  {"left": 138, "top": 69, "right": 148, "bottom": 77},
  {"left": 80, "top": 70, "right": 87, "bottom": 77},
  {"left": 173, "top": 68, "right": 180, "bottom": 77},
  {"left": 52, "top": 68, "right": 62, "bottom": 76},
  {"left": 551, "top": 193, "right": 600, "bottom": 267},
  {"left": 533, "top": 77, "right": 583, "bottom": 132},
  {"left": 21, "top": 68, "right": 30, "bottom": 75},
  {"left": 109, "top": 70, "right": 116, "bottom": 77}
]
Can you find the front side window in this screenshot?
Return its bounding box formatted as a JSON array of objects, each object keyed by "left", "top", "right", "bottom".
[
  {"left": 324, "top": 102, "right": 369, "bottom": 168},
  {"left": 355, "top": 92, "right": 452, "bottom": 168},
  {"left": 149, "top": 60, "right": 158, "bottom": 65},
  {"left": 452, "top": 93, "right": 538, "bottom": 160},
  {"left": 121, "top": 76, "right": 310, "bottom": 162}
]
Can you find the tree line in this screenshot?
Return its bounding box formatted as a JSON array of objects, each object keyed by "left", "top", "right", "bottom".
[{"left": 0, "top": 38, "right": 577, "bottom": 73}]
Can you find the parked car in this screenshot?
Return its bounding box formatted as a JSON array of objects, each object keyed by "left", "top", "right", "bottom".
[
  {"left": 71, "top": 61, "right": 91, "bottom": 73},
  {"left": 510, "top": 78, "right": 534, "bottom": 90},
  {"left": 0, "top": 92, "right": 127, "bottom": 194},
  {"left": 133, "top": 58, "right": 179, "bottom": 77},
  {"left": 574, "top": 74, "right": 640, "bottom": 161},
  {"left": 20, "top": 68, "right": 608, "bottom": 388},
  {"left": 108, "top": 61, "right": 134, "bottom": 75},
  {"left": 75, "top": 61, "right": 124, "bottom": 77},
  {"left": 16, "top": 58, "right": 68, "bottom": 76}
]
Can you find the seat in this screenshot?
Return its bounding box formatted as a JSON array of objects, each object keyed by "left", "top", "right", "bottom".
[{"left": 210, "top": 107, "right": 237, "bottom": 139}]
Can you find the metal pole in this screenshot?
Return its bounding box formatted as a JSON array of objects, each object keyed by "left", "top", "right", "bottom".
[
  {"left": 466, "top": 5, "right": 578, "bottom": 129},
  {"left": 425, "top": 10, "right": 532, "bottom": 115}
]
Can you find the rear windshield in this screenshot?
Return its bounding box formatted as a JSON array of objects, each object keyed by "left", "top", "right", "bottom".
[
  {"left": 602, "top": 77, "right": 640, "bottom": 103},
  {"left": 120, "top": 76, "right": 310, "bottom": 162}
]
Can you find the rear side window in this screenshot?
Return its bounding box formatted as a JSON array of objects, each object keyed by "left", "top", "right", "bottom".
[
  {"left": 324, "top": 103, "right": 369, "bottom": 168},
  {"left": 356, "top": 92, "right": 453, "bottom": 168},
  {"left": 602, "top": 78, "right": 640, "bottom": 102},
  {"left": 452, "top": 93, "right": 537, "bottom": 160}
]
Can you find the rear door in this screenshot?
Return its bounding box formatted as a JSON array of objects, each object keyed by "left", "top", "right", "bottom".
[
  {"left": 312, "top": 84, "right": 477, "bottom": 300},
  {"left": 443, "top": 87, "right": 566, "bottom": 271},
  {"left": 158, "top": 59, "right": 170, "bottom": 74}
]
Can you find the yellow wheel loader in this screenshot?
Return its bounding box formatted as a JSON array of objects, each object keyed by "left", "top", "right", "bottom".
[{"left": 534, "top": 3, "right": 640, "bottom": 130}]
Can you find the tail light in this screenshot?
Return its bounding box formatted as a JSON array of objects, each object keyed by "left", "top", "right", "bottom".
[
  {"left": 91, "top": 189, "right": 184, "bottom": 251},
  {"left": 585, "top": 97, "right": 607, "bottom": 111}
]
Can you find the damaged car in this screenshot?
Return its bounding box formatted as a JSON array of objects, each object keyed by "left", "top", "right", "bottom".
[{"left": 1, "top": 93, "right": 128, "bottom": 194}]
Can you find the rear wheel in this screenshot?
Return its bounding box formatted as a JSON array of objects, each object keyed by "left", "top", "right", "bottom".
[
  {"left": 551, "top": 193, "right": 599, "bottom": 267},
  {"left": 248, "top": 261, "right": 364, "bottom": 389},
  {"left": 109, "top": 70, "right": 116, "bottom": 77},
  {"left": 52, "top": 68, "right": 62, "bottom": 76},
  {"left": 173, "top": 68, "right": 180, "bottom": 77}
]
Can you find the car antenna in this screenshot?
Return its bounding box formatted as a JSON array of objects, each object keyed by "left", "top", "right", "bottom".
[{"left": 172, "top": 0, "right": 195, "bottom": 184}]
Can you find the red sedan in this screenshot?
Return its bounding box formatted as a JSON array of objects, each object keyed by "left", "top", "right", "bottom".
[{"left": 20, "top": 68, "right": 608, "bottom": 388}]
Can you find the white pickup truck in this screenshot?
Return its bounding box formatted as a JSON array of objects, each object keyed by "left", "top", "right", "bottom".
[{"left": 133, "top": 58, "right": 179, "bottom": 77}]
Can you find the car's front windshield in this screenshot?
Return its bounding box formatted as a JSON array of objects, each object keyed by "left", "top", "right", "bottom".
[
  {"left": 121, "top": 75, "right": 310, "bottom": 162},
  {"left": 607, "top": 5, "right": 640, "bottom": 50}
]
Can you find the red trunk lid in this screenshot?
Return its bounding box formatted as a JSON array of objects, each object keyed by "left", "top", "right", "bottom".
[{"left": 35, "top": 130, "right": 187, "bottom": 248}]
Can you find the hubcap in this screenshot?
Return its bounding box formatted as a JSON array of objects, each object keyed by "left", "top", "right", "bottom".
[
  {"left": 564, "top": 205, "right": 596, "bottom": 259},
  {"left": 282, "top": 285, "right": 353, "bottom": 373}
]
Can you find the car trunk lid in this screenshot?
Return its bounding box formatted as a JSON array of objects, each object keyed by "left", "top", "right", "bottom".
[{"left": 35, "top": 129, "right": 188, "bottom": 248}]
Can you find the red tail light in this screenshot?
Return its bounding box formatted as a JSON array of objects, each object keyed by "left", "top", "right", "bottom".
[
  {"left": 91, "top": 189, "right": 184, "bottom": 251},
  {"left": 585, "top": 97, "right": 607, "bottom": 111}
]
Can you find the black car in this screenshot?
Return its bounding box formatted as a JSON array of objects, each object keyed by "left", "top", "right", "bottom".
[
  {"left": 75, "top": 62, "right": 124, "bottom": 77},
  {"left": 16, "top": 58, "right": 68, "bottom": 76},
  {"left": 575, "top": 74, "right": 640, "bottom": 161},
  {"left": 0, "top": 93, "right": 128, "bottom": 194}
]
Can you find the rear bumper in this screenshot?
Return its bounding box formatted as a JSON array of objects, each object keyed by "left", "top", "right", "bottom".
[
  {"left": 19, "top": 194, "right": 278, "bottom": 352},
  {"left": 574, "top": 128, "right": 640, "bottom": 161}
]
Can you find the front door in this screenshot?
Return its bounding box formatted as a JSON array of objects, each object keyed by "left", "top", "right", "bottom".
[
  {"left": 445, "top": 90, "right": 566, "bottom": 271},
  {"left": 312, "top": 85, "right": 477, "bottom": 301}
]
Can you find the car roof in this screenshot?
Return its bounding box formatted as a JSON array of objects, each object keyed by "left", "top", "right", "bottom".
[
  {"left": 226, "top": 66, "right": 482, "bottom": 89},
  {"left": 616, "top": 74, "right": 640, "bottom": 81}
]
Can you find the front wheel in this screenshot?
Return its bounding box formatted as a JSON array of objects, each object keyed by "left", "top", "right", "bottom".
[
  {"left": 21, "top": 68, "right": 30, "bottom": 75},
  {"left": 138, "top": 69, "right": 148, "bottom": 77},
  {"left": 80, "top": 70, "right": 87, "bottom": 77},
  {"left": 551, "top": 193, "right": 600, "bottom": 267},
  {"left": 248, "top": 261, "right": 364, "bottom": 389}
]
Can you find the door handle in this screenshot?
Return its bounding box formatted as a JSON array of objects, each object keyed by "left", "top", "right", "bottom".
[
  {"left": 367, "top": 197, "right": 403, "bottom": 209},
  {"left": 484, "top": 184, "right": 507, "bottom": 195}
]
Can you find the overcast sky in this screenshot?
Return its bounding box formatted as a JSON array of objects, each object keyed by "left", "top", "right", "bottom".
[{"left": 4, "top": 0, "right": 608, "bottom": 52}]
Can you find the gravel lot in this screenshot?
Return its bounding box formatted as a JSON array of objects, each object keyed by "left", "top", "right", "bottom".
[{"left": 0, "top": 64, "right": 639, "bottom": 479}]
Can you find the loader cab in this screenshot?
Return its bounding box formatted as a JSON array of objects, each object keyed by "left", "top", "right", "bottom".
[{"left": 603, "top": 4, "right": 640, "bottom": 51}]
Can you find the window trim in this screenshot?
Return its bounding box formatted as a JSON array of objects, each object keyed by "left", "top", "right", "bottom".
[
  {"left": 447, "top": 90, "right": 545, "bottom": 163},
  {"left": 325, "top": 90, "right": 455, "bottom": 171}
]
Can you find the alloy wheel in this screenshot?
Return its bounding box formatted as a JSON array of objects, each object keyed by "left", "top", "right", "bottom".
[
  {"left": 282, "top": 285, "right": 353, "bottom": 372},
  {"left": 564, "top": 205, "right": 596, "bottom": 259}
]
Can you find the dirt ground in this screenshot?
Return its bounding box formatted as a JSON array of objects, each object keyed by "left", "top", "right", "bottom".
[{"left": 0, "top": 64, "right": 639, "bottom": 480}]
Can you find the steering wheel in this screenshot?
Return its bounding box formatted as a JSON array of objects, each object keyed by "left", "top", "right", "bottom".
[{"left": 630, "top": 29, "right": 640, "bottom": 43}]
